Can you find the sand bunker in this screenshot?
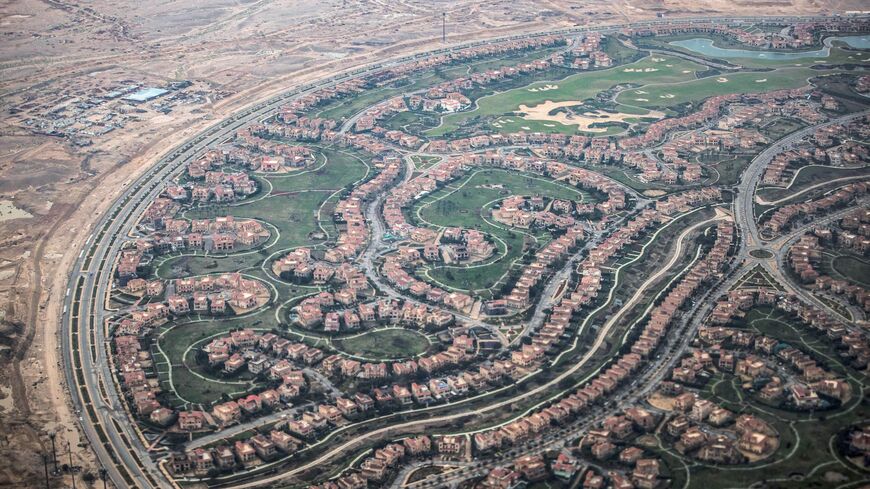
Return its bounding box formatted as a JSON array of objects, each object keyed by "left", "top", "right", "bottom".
[
  {"left": 515, "top": 100, "right": 665, "bottom": 132},
  {"left": 651, "top": 57, "right": 666, "bottom": 62},
  {"left": 624, "top": 68, "right": 659, "bottom": 72},
  {"left": 755, "top": 79, "right": 768, "bottom": 82},
  {"left": 527, "top": 84, "right": 559, "bottom": 93},
  {"left": 717, "top": 77, "right": 729, "bottom": 83},
  {"left": 634, "top": 90, "right": 647, "bottom": 94},
  {"left": 682, "top": 70, "right": 692, "bottom": 73},
  {"left": 659, "top": 94, "right": 675, "bottom": 99},
  {"left": 635, "top": 98, "right": 649, "bottom": 101}
]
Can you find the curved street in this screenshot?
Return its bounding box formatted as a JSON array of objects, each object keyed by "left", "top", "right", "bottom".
[{"left": 57, "top": 14, "right": 868, "bottom": 489}]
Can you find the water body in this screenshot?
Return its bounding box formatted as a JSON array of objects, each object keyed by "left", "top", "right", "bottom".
[{"left": 670, "top": 35, "right": 870, "bottom": 60}]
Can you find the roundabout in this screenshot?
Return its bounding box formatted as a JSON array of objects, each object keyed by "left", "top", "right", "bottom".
[{"left": 749, "top": 248, "right": 774, "bottom": 259}]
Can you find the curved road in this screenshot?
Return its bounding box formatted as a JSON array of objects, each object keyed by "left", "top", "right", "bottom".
[{"left": 58, "top": 14, "right": 867, "bottom": 489}]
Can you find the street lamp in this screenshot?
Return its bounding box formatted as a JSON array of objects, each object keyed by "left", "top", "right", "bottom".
[
  {"left": 68, "top": 441, "right": 77, "bottom": 489},
  {"left": 49, "top": 431, "right": 59, "bottom": 475},
  {"left": 41, "top": 453, "right": 50, "bottom": 489}
]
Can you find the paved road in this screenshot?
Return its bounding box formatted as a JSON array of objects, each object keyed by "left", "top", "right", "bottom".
[
  {"left": 734, "top": 109, "right": 870, "bottom": 250},
  {"left": 390, "top": 87, "right": 870, "bottom": 489},
  {"left": 185, "top": 402, "right": 315, "bottom": 451},
  {"left": 357, "top": 155, "right": 512, "bottom": 344},
  {"left": 59, "top": 13, "right": 868, "bottom": 489},
  {"left": 399, "top": 260, "right": 748, "bottom": 489}
]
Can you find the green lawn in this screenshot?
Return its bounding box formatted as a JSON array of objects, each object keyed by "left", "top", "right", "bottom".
[
  {"left": 266, "top": 149, "right": 369, "bottom": 193},
  {"left": 156, "top": 250, "right": 273, "bottom": 279},
  {"left": 615, "top": 67, "right": 831, "bottom": 109},
  {"left": 316, "top": 84, "right": 410, "bottom": 121},
  {"left": 415, "top": 169, "right": 588, "bottom": 293},
  {"left": 313, "top": 46, "right": 565, "bottom": 122},
  {"left": 428, "top": 55, "right": 705, "bottom": 136},
  {"left": 701, "top": 154, "right": 752, "bottom": 186},
  {"left": 760, "top": 118, "right": 807, "bottom": 140},
  {"left": 488, "top": 117, "right": 631, "bottom": 136},
  {"left": 410, "top": 155, "right": 442, "bottom": 171},
  {"left": 756, "top": 165, "right": 870, "bottom": 203},
  {"left": 733, "top": 264, "right": 784, "bottom": 291},
  {"left": 831, "top": 254, "right": 870, "bottom": 288},
  {"left": 155, "top": 148, "right": 369, "bottom": 280},
  {"left": 380, "top": 110, "right": 441, "bottom": 135},
  {"left": 332, "top": 328, "right": 431, "bottom": 360},
  {"left": 156, "top": 315, "right": 279, "bottom": 407}
]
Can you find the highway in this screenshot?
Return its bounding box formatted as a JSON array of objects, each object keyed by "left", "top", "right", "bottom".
[{"left": 57, "top": 13, "right": 868, "bottom": 489}]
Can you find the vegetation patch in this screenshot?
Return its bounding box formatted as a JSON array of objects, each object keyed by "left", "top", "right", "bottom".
[
  {"left": 749, "top": 249, "right": 774, "bottom": 259},
  {"left": 332, "top": 328, "right": 431, "bottom": 360}
]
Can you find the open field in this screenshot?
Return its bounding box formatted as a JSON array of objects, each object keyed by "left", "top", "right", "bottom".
[
  {"left": 692, "top": 305, "right": 869, "bottom": 489},
  {"left": 415, "top": 168, "right": 587, "bottom": 293},
  {"left": 332, "top": 328, "right": 432, "bottom": 360},
  {"left": 7, "top": 4, "right": 869, "bottom": 488},
  {"left": 822, "top": 251, "right": 870, "bottom": 288},
  {"left": 756, "top": 165, "right": 870, "bottom": 203},
  {"left": 615, "top": 67, "right": 833, "bottom": 108},
  {"left": 428, "top": 55, "right": 705, "bottom": 136},
  {"left": 156, "top": 148, "right": 368, "bottom": 279}
]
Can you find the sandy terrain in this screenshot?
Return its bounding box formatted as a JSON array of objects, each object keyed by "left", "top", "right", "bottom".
[
  {"left": 0, "top": 0, "right": 865, "bottom": 485},
  {"left": 647, "top": 391, "right": 677, "bottom": 411},
  {"left": 516, "top": 100, "right": 665, "bottom": 131}
]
